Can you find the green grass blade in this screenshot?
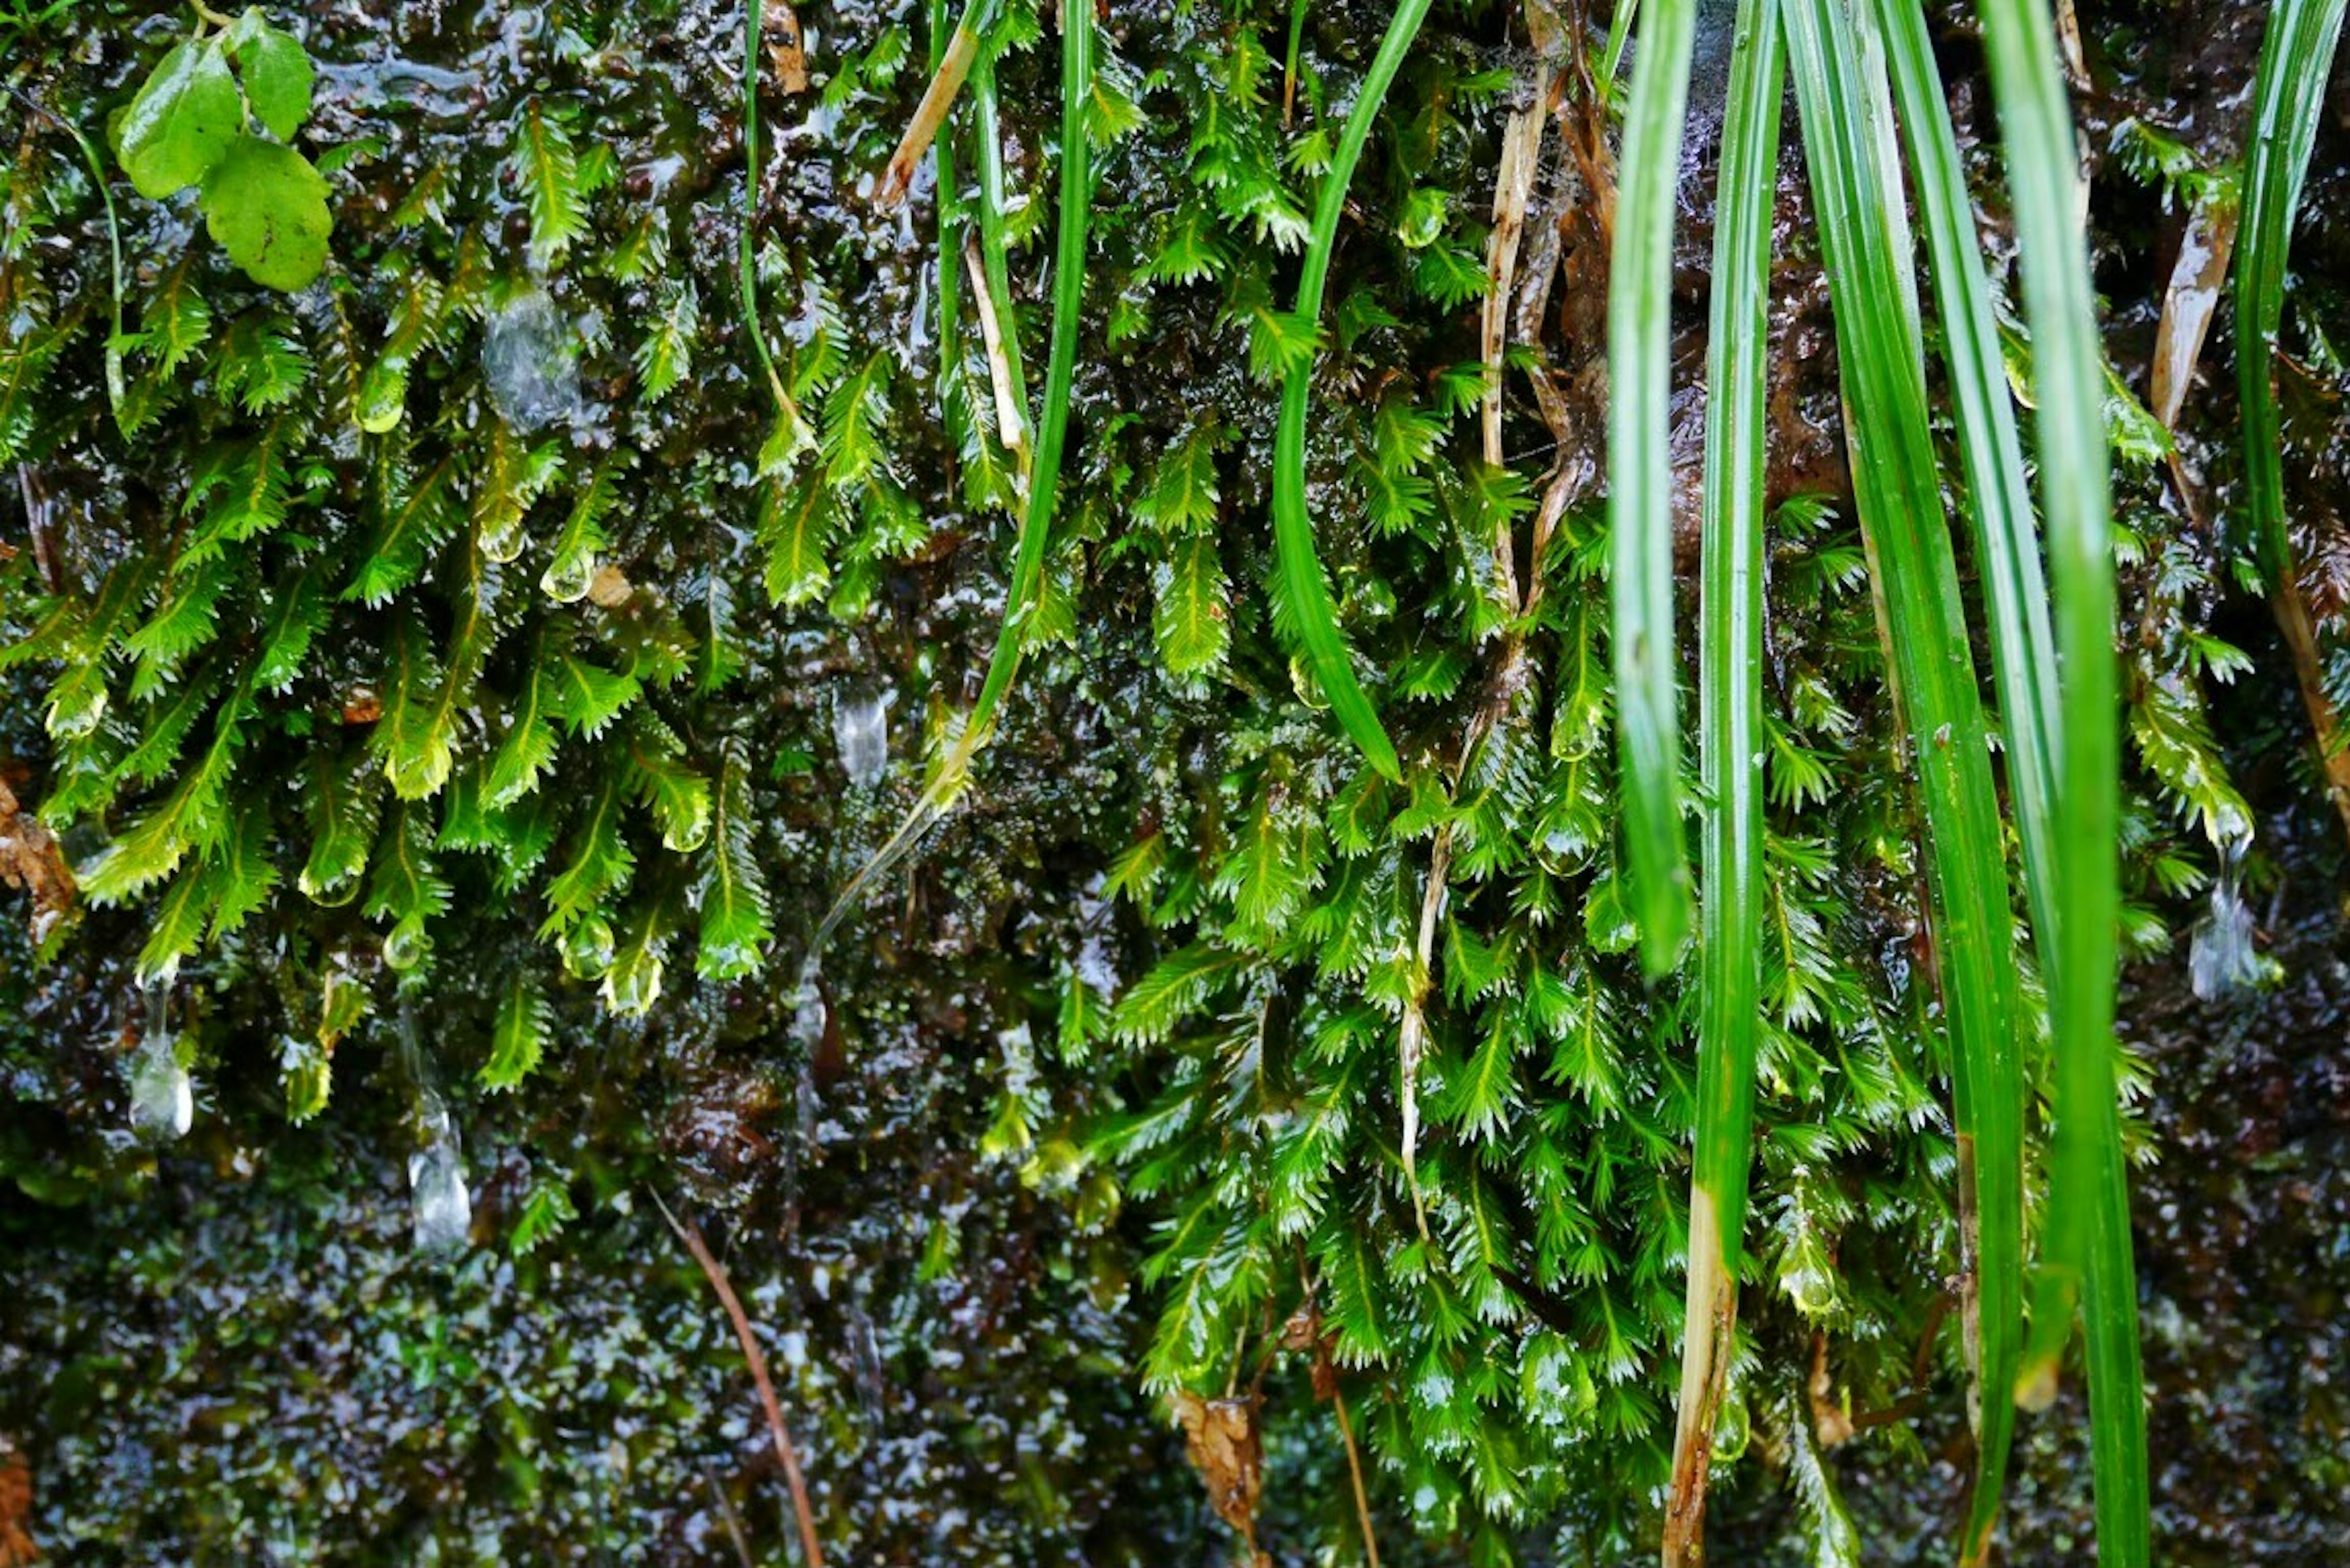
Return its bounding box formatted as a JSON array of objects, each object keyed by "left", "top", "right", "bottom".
[
  {"left": 1606, "top": 0, "right": 1698, "bottom": 974},
  {"left": 970, "top": 48, "right": 1032, "bottom": 459},
  {"left": 968, "top": 0, "right": 1087, "bottom": 731},
  {"left": 1599, "top": 0, "right": 1641, "bottom": 102},
  {"left": 1282, "top": 0, "right": 1309, "bottom": 123},
  {"left": 1972, "top": 0, "right": 2146, "bottom": 1555},
  {"left": 2236, "top": 0, "right": 2350, "bottom": 842},
  {"left": 4, "top": 86, "right": 124, "bottom": 414},
  {"left": 1874, "top": 0, "right": 2061, "bottom": 974},
  {"left": 1663, "top": 0, "right": 1781, "bottom": 1558},
  {"left": 2237, "top": 0, "right": 2348, "bottom": 589},
  {"left": 1271, "top": 0, "right": 1431, "bottom": 783},
  {"left": 929, "top": 0, "right": 964, "bottom": 395},
  {"left": 739, "top": 0, "right": 789, "bottom": 416},
  {"left": 804, "top": 0, "right": 1090, "bottom": 972},
  {"left": 1780, "top": 0, "right": 2030, "bottom": 1553}
]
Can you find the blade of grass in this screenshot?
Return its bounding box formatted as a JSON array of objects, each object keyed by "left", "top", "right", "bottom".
[
  {"left": 2236, "top": 0, "right": 2350, "bottom": 844},
  {"left": 804, "top": 0, "right": 1091, "bottom": 972},
  {"left": 2237, "top": 0, "right": 2347, "bottom": 590},
  {"left": 930, "top": 0, "right": 965, "bottom": 402},
  {"left": 1271, "top": 0, "right": 1433, "bottom": 784},
  {"left": 1606, "top": 0, "right": 1697, "bottom": 974},
  {"left": 1874, "top": 0, "right": 2061, "bottom": 983},
  {"left": 1972, "top": 0, "right": 2147, "bottom": 1555},
  {"left": 1598, "top": 0, "right": 1641, "bottom": 103},
  {"left": 1662, "top": 0, "right": 1781, "bottom": 1558},
  {"left": 971, "top": 47, "right": 1033, "bottom": 469},
  {"left": 5, "top": 87, "right": 124, "bottom": 417},
  {"left": 1283, "top": 0, "right": 1309, "bottom": 125},
  {"left": 1780, "top": 0, "right": 2031, "bottom": 1553},
  {"left": 739, "top": 0, "right": 793, "bottom": 420},
  {"left": 879, "top": 0, "right": 999, "bottom": 207}
]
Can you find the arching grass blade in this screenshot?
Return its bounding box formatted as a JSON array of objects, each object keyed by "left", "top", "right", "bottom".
[
  {"left": 1663, "top": 0, "right": 1781, "bottom": 1558},
  {"left": 805, "top": 0, "right": 1091, "bottom": 970},
  {"left": 929, "top": 0, "right": 965, "bottom": 406},
  {"left": 2236, "top": 0, "right": 2350, "bottom": 843},
  {"left": 1971, "top": 0, "right": 2146, "bottom": 1556},
  {"left": 1271, "top": 0, "right": 1433, "bottom": 783},
  {"left": 1606, "top": 0, "right": 1698, "bottom": 974},
  {"left": 2237, "top": 0, "right": 2348, "bottom": 591},
  {"left": 1780, "top": 0, "right": 2031, "bottom": 1553},
  {"left": 1874, "top": 0, "right": 2061, "bottom": 981},
  {"left": 970, "top": 47, "right": 1032, "bottom": 469}
]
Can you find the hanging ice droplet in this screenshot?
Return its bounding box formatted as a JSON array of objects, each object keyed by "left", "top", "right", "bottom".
[
  {"left": 789, "top": 974, "right": 827, "bottom": 1053},
  {"left": 833, "top": 688, "right": 890, "bottom": 788},
  {"left": 2190, "top": 832, "right": 2259, "bottom": 1000},
  {"left": 129, "top": 986, "right": 192, "bottom": 1140},
  {"left": 129, "top": 1032, "right": 193, "bottom": 1140},
  {"left": 482, "top": 290, "right": 585, "bottom": 432},
  {"left": 409, "top": 1095, "right": 472, "bottom": 1253}
]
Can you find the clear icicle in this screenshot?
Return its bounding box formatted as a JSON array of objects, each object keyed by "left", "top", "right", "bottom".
[
  {"left": 409, "top": 1088, "right": 473, "bottom": 1253},
  {"left": 833, "top": 686, "right": 891, "bottom": 788},
  {"left": 398, "top": 1005, "right": 472, "bottom": 1253},
  {"left": 482, "top": 290, "right": 586, "bottom": 432},
  {"left": 128, "top": 985, "right": 192, "bottom": 1140},
  {"left": 2190, "top": 831, "right": 2259, "bottom": 1000}
]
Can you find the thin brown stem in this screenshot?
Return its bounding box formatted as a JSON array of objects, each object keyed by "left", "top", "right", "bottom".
[
  {"left": 2270, "top": 565, "right": 2350, "bottom": 849},
  {"left": 1332, "top": 1389, "right": 1382, "bottom": 1568},
  {"left": 657, "top": 1197, "right": 827, "bottom": 1568}
]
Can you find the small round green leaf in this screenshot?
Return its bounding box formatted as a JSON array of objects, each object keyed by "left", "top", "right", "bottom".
[
  {"left": 200, "top": 135, "right": 333, "bottom": 292},
  {"left": 234, "top": 18, "right": 317, "bottom": 143},
  {"left": 116, "top": 39, "right": 242, "bottom": 200}
]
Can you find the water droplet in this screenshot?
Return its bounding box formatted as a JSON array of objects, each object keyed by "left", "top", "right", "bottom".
[
  {"left": 562, "top": 916, "right": 615, "bottom": 979},
  {"left": 409, "top": 1104, "right": 472, "bottom": 1253},
  {"left": 129, "top": 1033, "right": 193, "bottom": 1140},
  {"left": 47, "top": 680, "right": 106, "bottom": 739},
  {"left": 2190, "top": 832, "right": 2259, "bottom": 1000},
  {"left": 355, "top": 358, "right": 408, "bottom": 435},
  {"left": 382, "top": 919, "right": 429, "bottom": 971},
  {"left": 480, "top": 510, "right": 529, "bottom": 565},
  {"left": 601, "top": 949, "right": 665, "bottom": 1015},
  {"left": 833, "top": 687, "right": 890, "bottom": 788},
  {"left": 1783, "top": 1257, "right": 1837, "bottom": 1317},
  {"left": 540, "top": 547, "right": 596, "bottom": 604},
  {"left": 1714, "top": 1383, "right": 1751, "bottom": 1461},
  {"left": 482, "top": 291, "right": 586, "bottom": 432},
  {"left": 661, "top": 798, "right": 711, "bottom": 854}
]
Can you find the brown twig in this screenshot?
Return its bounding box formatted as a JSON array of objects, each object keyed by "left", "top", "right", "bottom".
[
  {"left": 655, "top": 1195, "right": 826, "bottom": 1568},
  {"left": 703, "top": 1460, "right": 758, "bottom": 1568},
  {"left": 1330, "top": 1388, "right": 1382, "bottom": 1568}
]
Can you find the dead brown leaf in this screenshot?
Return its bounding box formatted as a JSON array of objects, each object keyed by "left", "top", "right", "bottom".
[
  {"left": 587, "top": 563, "right": 635, "bottom": 607},
  {"left": 1173, "top": 1390, "right": 1264, "bottom": 1556},
  {"left": 2150, "top": 198, "right": 2239, "bottom": 431},
  {"left": 766, "top": 2, "right": 808, "bottom": 94},
  {"left": 0, "top": 1435, "right": 35, "bottom": 1568},
  {"left": 0, "top": 775, "right": 75, "bottom": 950}
]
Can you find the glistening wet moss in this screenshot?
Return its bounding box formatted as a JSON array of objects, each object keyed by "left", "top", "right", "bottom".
[{"left": 3, "top": 0, "right": 2350, "bottom": 1561}]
